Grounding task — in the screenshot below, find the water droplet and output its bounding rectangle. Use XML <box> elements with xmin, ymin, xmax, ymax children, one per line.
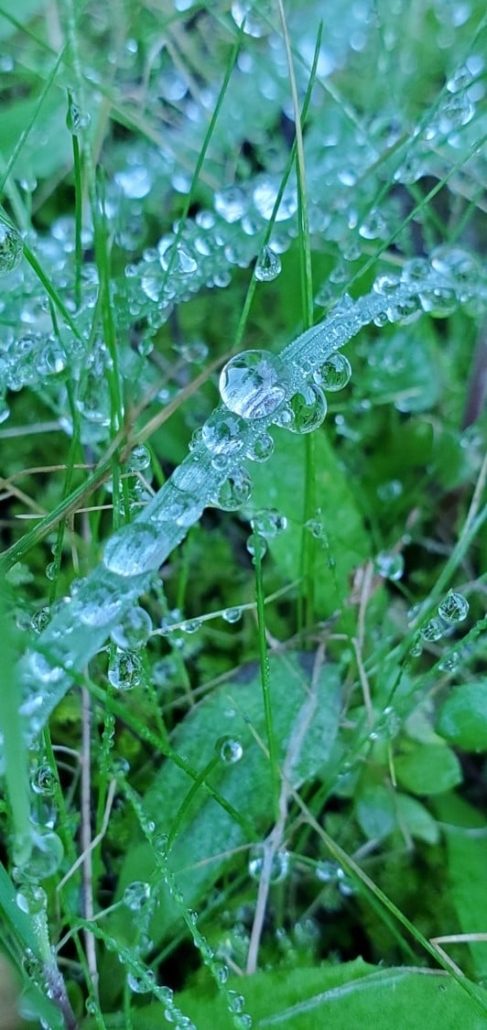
<box><xmin>227</xmin><ymin>990</ymin><xmax>245</xmax><ymax>1015</ymax></box>
<box><xmin>178</xmin><ymin>340</ymin><xmax>209</xmax><ymax>363</ymax></box>
<box><xmin>123</xmin><ymin>881</ymin><xmax>151</xmax><ymax>911</ymax></box>
<box><xmin>213</xmin><ymin>960</ymin><xmax>229</xmax><ymax>984</ymax></box>
<box><xmin>377</xmin><ymin>479</ymin><xmax>403</xmax><ymax>502</ymax></box>
<box><xmin>216</xmin><ymin>468</ymin><xmax>251</xmax><ymax>510</ymax></box>
<box><xmin>358</xmin><ymin>210</ymin><xmax>387</xmax><ymax>240</ymax></box>
<box><xmin>217</xmin><ymin>736</ymin><xmax>243</xmax><ymax>764</ymax></box>
<box><xmin>374</xmin><ymin>551</ymin><xmax>404</xmax><ymax>582</ymax></box>
<box><xmin>161</xmin><ymin>243</ymin><xmax>198</xmax><ymax>276</ymax></box>
<box><xmin>419</xmin><ymin>286</ymin><xmax>457</xmax><ymax>318</ymax></box>
<box><xmin>15</xmin><ymin>828</ymin><xmax>63</xmax><ymax>882</ymax></box>
<box><xmin>438</xmin><ymin>591</ymin><xmax>469</xmax><ymax>624</ymax></box>
<box><xmin>180</xmin><ymin>618</ymin><xmax>201</xmax><ymax>634</ymax></box>
<box><xmin>78</xmin><ymin>584</ymin><xmax>123</xmax><ymax>627</ymax></box>
<box><xmin>316</xmin><ymin>860</ymin><xmax>340</xmax><ymax>882</ymax></box>
<box><xmin>222</xmin><ymin>606</ymin><xmax>242</xmax><ymax>624</ymax></box>
<box><xmin>313</xmin><ymin>353</ymin><xmax>352</xmax><ymax>391</ymax></box>
<box><xmin>127</xmin><ymin>444</ymin><xmax>151</xmax><ymax>472</ymax></box>
<box><xmin>103</xmin><ymin>522</ymin><xmax>161</xmax><ymax>577</ymax></box>
<box><xmin>254</xmin><ymin>245</ymin><xmax>281</xmax><ymax>282</ymax></box>
<box><xmin>246</xmin><ymin>432</ymin><xmax>274</xmax><ymax>462</ymax></box>
<box><xmin>248</xmin><ymin>846</ymin><xmax>289</xmax><ymax>884</ymax></box>
<box><xmin>127</xmin><ymin>970</ymin><xmax>155</xmax><ymax>994</ymax></box>
<box><xmin>111</xmin><ymin>606</ymin><xmax>153</xmax><ymax>650</ymax></box>
<box><xmin>31</xmin><ymin>764</ymin><xmax>56</xmax><ymax>797</ymax></box>
<box><xmin>409</xmin><ymin>636</ymin><xmax>423</xmax><ymax>657</ymax></box>
<box><xmin>439</xmin><ymin>650</ymin><xmax>460</xmax><ymax>672</ymax></box>
<box><xmin>420</xmin><ymin>617</ymin><xmax>444</xmax><ymax>642</ymax></box>
<box><xmin>283</xmin><ymin>384</ymin><xmax>327</xmax><ymax>434</ymax></box>
<box><xmin>202</xmin><ymin>411</ymin><xmax>245</xmax><ymax>456</ymax></box>
<box><xmin>0</xmin><ymin>222</ymin><xmax>22</xmax><ymax>274</ymax></box>
<box><xmin>219</xmin><ymin>351</ymin><xmax>288</xmax><ymax>420</ymax></box>
<box><xmin>16</xmin><ymin>884</ymin><xmax>47</xmax><ymax>915</ymax></box>
<box><xmin>108</xmin><ymin>649</ymin><xmax>142</xmax><ymax>691</ymax></box>
<box><xmin>246</xmin><ymin>532</ymin><xmax>267</xmax><ymax>560</ymax></box>
<box><xmin>214</xmin><ymin>186</ymin><xmax>247</xmax><ymax>223</ymax></box>
<box><xmin>373</xmin><ymin>273</ymin><xmax>400</xmax><ymax>295</ymax></box>
<box><xmin>45</xmin><ymin>561</ymin><xmax>57</xmax><ymax>582</ymax></box>
<box><xmin>250</xmin><ymin>508</ymin><xmax>287</xmax><ymax>538</ymax></box>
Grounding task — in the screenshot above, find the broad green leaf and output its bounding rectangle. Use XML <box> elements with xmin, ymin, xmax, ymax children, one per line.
<box><xmin>129</xmin><ymin>960</ymin><xmax>487</xmax><ymax>1029</ymax></box>
<box><xmin>434</xmin><ymin>795</ymin><xmax>487</xmax><ymax>979</ymax></box>
<box><xmin>362</xmin><ymin>327</ymin><xmax>441</xmax><ymax>413</ymax></box>
<box><xmin>395</xmin><ymin>794</ymin><xmax>439</xmax><ymax>845</ymax></box>
<box><xmin>250</xmin><ymin>432</ymin><xmax>369</xmax><ymax>618</ymax></box>
<box><xmin>355</xmin><ymin>783</ymin><xmax>396</xmax><ymax>840</ymax></box>
<box><xmin>436</xmin><ymin>681</ymin><xmax>487</xmax><ymax>751</ymax></box>
<box><xmin>395</xmin><ymin>743</ymin><xmax>462</xmax><ymax>795</ymax></box>
<box><xmin>0</xmin><ymin>92</ymin><xmax>70</xmax><ymax>181</ymax></box>
<box><xmin>114</xmin><ymin>653</ymin><xmax>342</xmax><ymax>945</ymax></box>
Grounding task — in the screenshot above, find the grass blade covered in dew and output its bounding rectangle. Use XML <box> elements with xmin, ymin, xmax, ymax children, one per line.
<box><xmin>1</xmin><ymin>0</ymin><xmax>487</xmax><ymax>1026</ymax></box>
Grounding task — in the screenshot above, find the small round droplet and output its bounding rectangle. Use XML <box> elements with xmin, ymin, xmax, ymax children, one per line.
<box><xmin>127</xmin><ymin>970</ymin><xmax>155</xmax><ymax>994</ymax></box>
<box><xmin>216</xmin><ymin>468</ymin><xmax>251</xmax><ymax>511</ymax></box>
<box><xmin>254</xmin><ymin>245</ymin><xmax>281</xmax><ymax>282</ymax></box>
<box><xmin>108</xmin><ymin>649</ymin><xmax>142</xmax><ymax>691</ymax></box>
<box><xmin>421</xmin><ymin>617</ymin><xmax>444</xmax><ymax>642</ymax></box>
<box><xmin>127</xmin><ymin>444</ymin><xmax>151</xmax><ymax>472</ymax></box>
<box><xmin>0</xmin><ymin>222</ymin><xmax>22</xmax><ymax>275</ymax></box>
<box><xmin>246</xmin><ymin>432</ymin><xmax>274</xmax><ymax>463</ymax></box>
<box><xmin>111</xmin><ymin>606</ymin><xmax>153</xmax><ymax>650</ymax></box>
<box><xmin>219</xmin><ymin>351</ymin><xmax>288</xmax><ymax>420</ymax></box>
<box><xmin>103</xmin><ymin>522</ymin><xmax>161</xmax><ymax>577</ymax></box>
<box><xmin>222</xmin><ymin>606</ymin><xmax>242</xmax><ymax>624</ymax></box>
<box><xmin>438</xmin><ymin>591</ymin><xmax>469</xmax><ymax>625</ymax></box>
<box><xmin>31</xmin><ymin>764</ymin><xmax>56</xmax><ymax>797</ymax></box>
<box><xmin>217</xmin><ymin>736</ymin><xmax>243</xmax><ymax>764</ymax></box>
<box><xmin>248</xmin><ymin>846</ymin><xmax>289</xmax><ymax>884</ymax></box>
<box><xmin>123</xmin><ymin>881</ymin><xmax>151</xmax><ymax>911</ymax></box>
<box><xmin>314</xmin><ymin>353</ymin><xmax>352</xmax><ymax>392</ymax></box>
<box><xmin>374</xmin><ymin>551</ymin><xmax>404</xmax><ymax>582</ymax></box>
<box><xmin>250</xmin><ymin>508</ymin><xmax>287</xmax><ymax>539</ymax></box>
<box><xmin>246</xmin><ymin>532</ymin><xmax>267</xmax><ymax>560</ymax></box>
<box><xmin>283</xmin><ymin>384</ymin><xmax>327</xmax><ymax>434</ymax></box>
<box><xmin>16</xmin><ymin>884</ymin><xmax>47</xmax><ymax>915</ymax></box>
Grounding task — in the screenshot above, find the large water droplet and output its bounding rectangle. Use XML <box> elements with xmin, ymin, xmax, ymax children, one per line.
<box><xmin>313</xmin><ymin>353</ymin><xmax>352</xmax><ymax>391</ymax></box>
<box><xmin>282</xmin><ymin>384</ymin><xmax>327</xmax><ymax>434</ymax></box>
<box><xmin>108</xmin><ymin>649</ymin><xmax>142</xmax><ymax>691</ymax></box>
<box><xmin>16</xmin><ymin>884</ymin><xmax>47</xmax><ymax>915</ymax></box>
<box><xmin>15</xmin><ymin>828</ymin><xmax>64</xmax><ymax>882</ymax></box>
<box><xmin>103</xmin><ymin>522</ymin><xmax>161</xmax><ymax>577</ymax></box>
<box><xmin>31</xmin><ymin>764</ymin><xmax>56</xmax><ymax>797</ymax></box>
<box><xmin>438</xmin><ymin>591</ymin><xmax>469</xmax><ymax>624</ymax></box>
<box><xmin>219</xmin><ymin>351</ymin><xmax>288</xmax><ymax>420</ymax></box>
<box><xmin>202</xmin><ymin>411</ymin><xmax>245</xmax><ymax>455</ymax></box>
<box><xmin>0</xmin><ymin>222</ymin><xmax>22</xmax><ymax>274</ymax></box>
<box><xmin>111</xmin><ymin>606</ymin><xmax>153</xmax><ymax>650</ymax></box>
<box><xmin>250</xmin><ymin>508</ymin><xmax>287</xmax><ymax>538</ymax></box>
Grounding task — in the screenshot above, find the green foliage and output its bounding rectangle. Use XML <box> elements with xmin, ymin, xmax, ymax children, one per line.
<box><xmin>437</xmin><ymin>681</ymin><xmax>487</xmax><ymax>750</ymax></box>
<box><xmin>0</xmin><ymin>0</ymin><xmax>486</xmax><ymax>1025</ymax></box>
